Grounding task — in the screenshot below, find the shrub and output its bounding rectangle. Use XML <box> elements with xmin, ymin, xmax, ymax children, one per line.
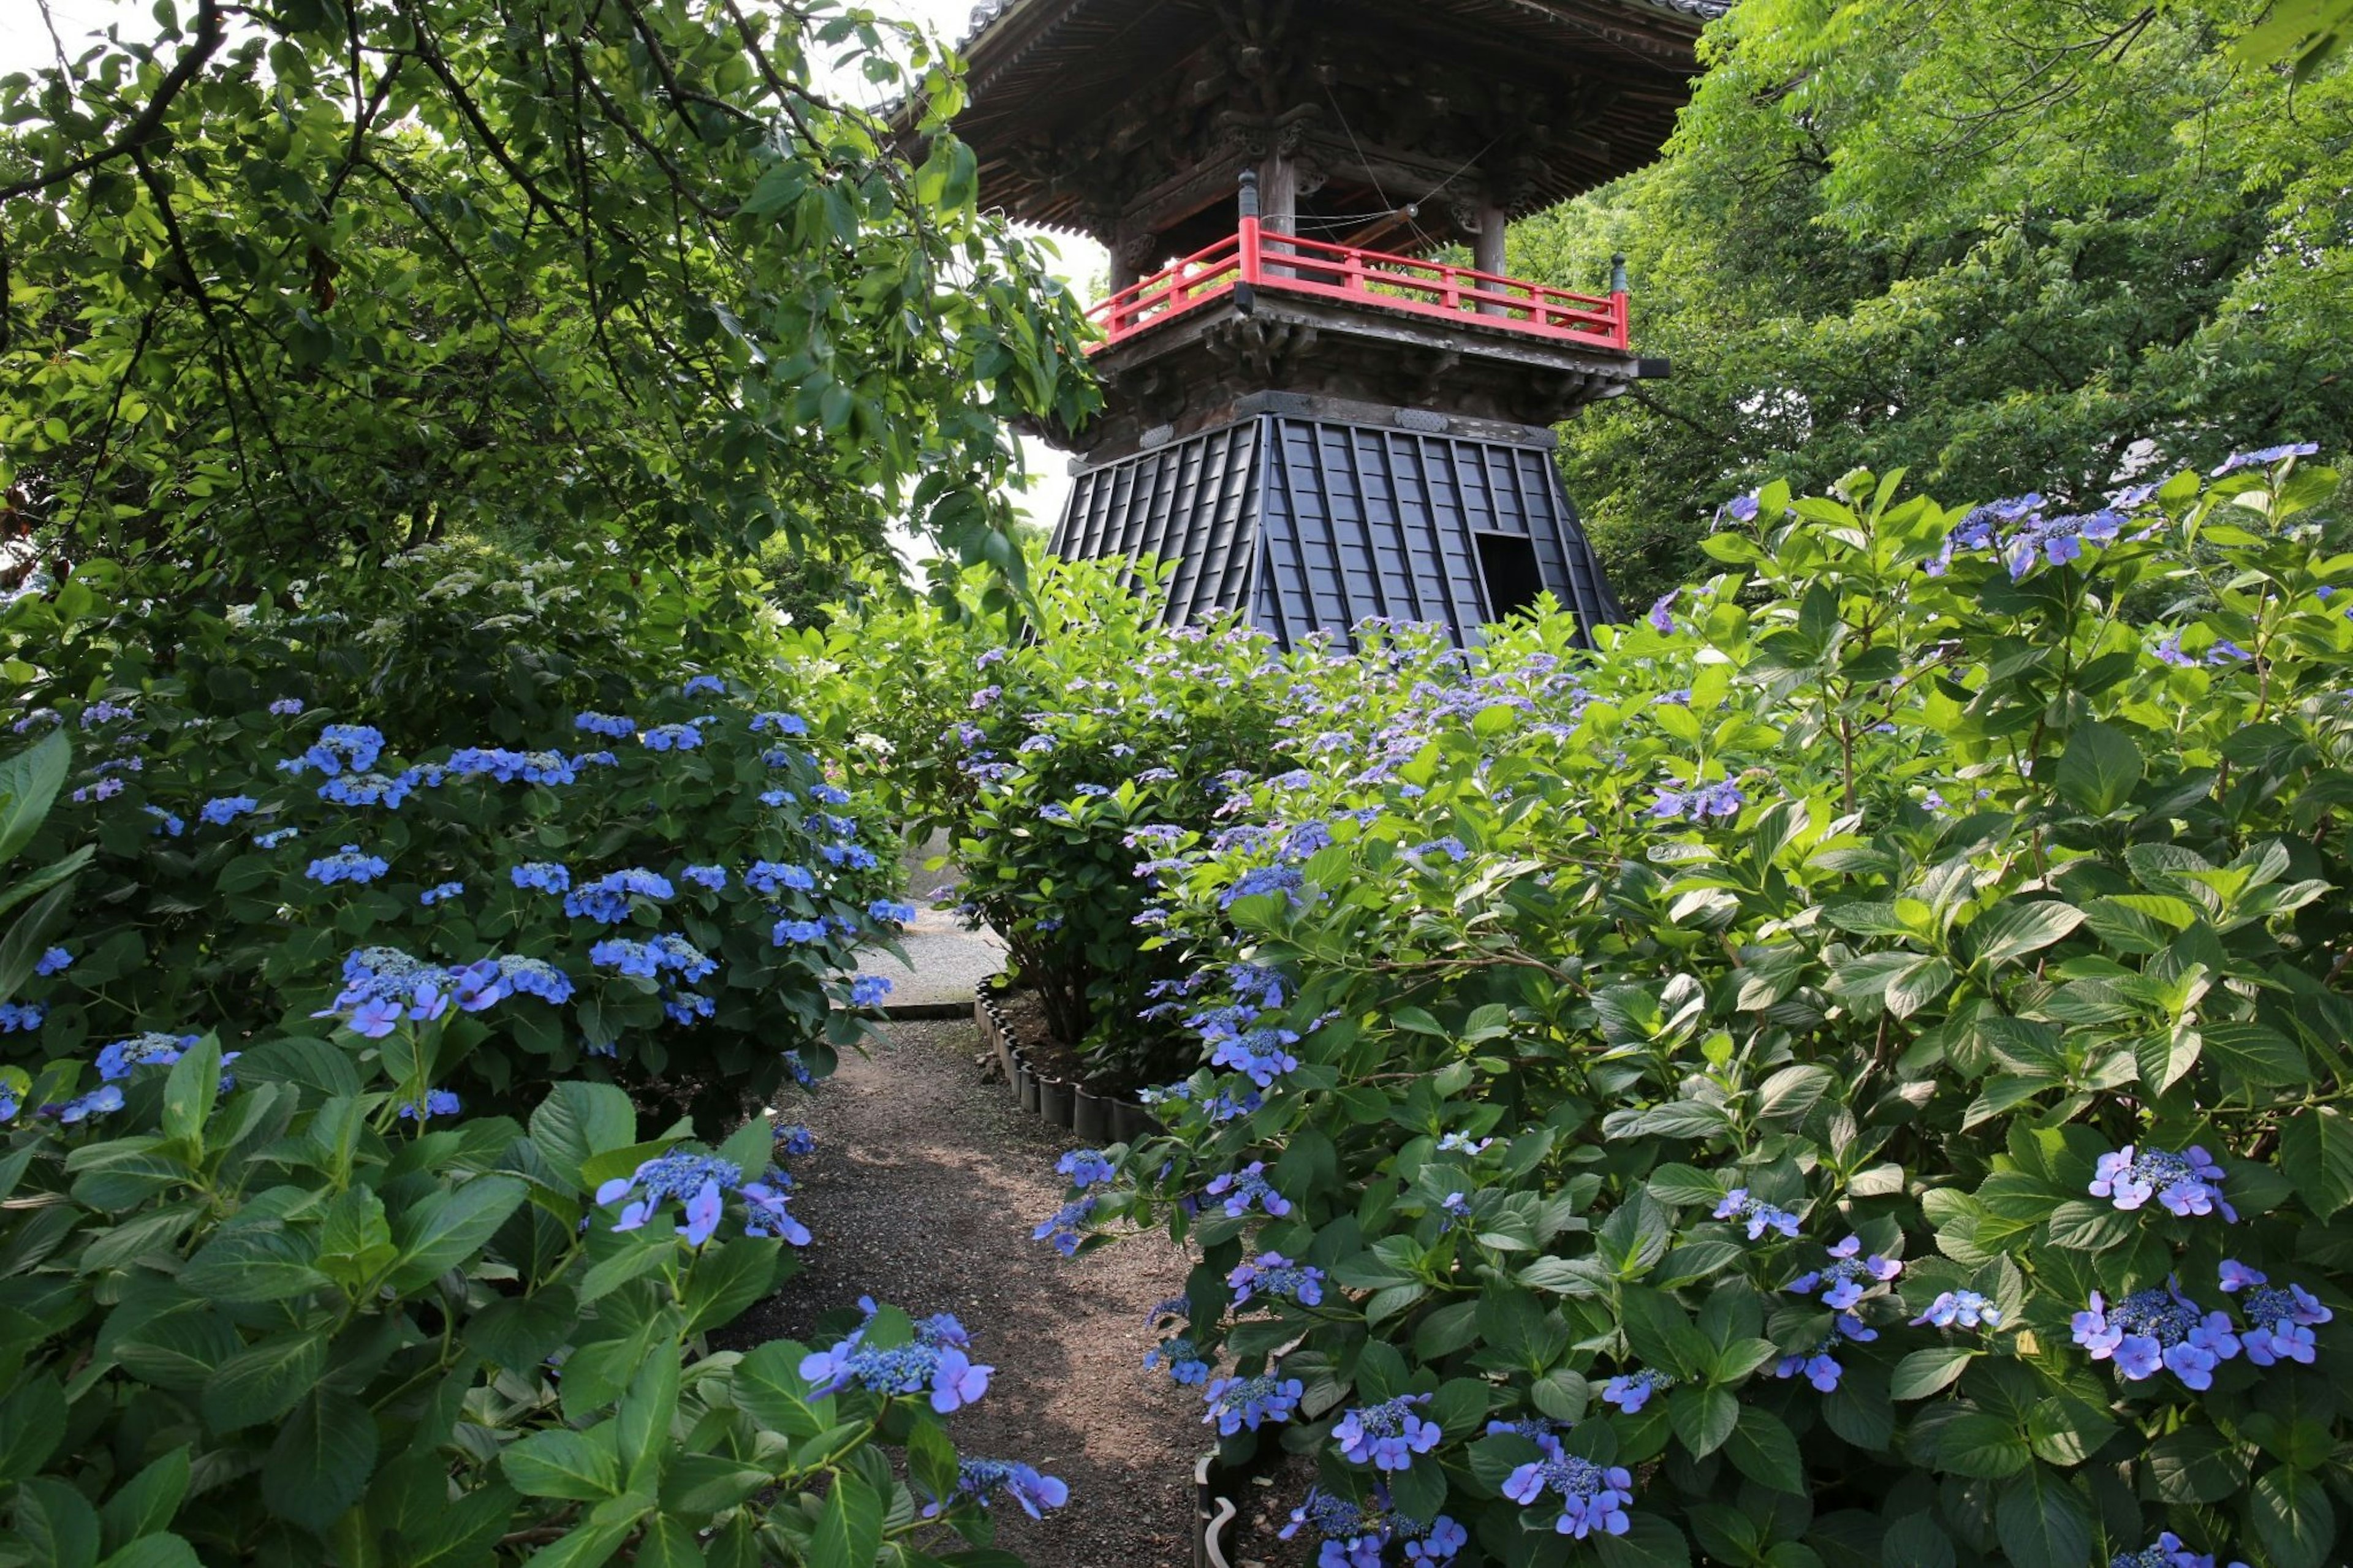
<box><xmin>922</xmin><ymin>560</ymin><xmax>1290</xmax><ymax>1085</ymax></box>
<box><xmin>1053</xmin><ymin>450</ymin><xmax>2353</xmax><ymax>1568</ymax></box>
<box><xmin>4</xmin><ymin>557</ymin><xmax>903</xmax><ymax>1126</ymax></box>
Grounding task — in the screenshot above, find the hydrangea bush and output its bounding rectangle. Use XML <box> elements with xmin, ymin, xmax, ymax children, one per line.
<box><xmin>3</xmin><ymin>556</ymin><xmax>901</xmax><ymax>1123</ymax></box>
<box><xmin>0</xmin><ymin>730</ymin><xmax>1063</xmax><ymax>1565</ymax></box>
<box><xmin>1048</xmin><ymin>452</ymin><xmax>2353</xmax><ymax>1567</ymax></box>
<box><xmin>917</xmin><ymin>559</ymin><xmax>1290</xmax><ymax>1083</ymax></box>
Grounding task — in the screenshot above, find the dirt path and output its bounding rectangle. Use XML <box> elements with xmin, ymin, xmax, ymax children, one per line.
<box><xmin>724</xmin><ymin>1018</ymin><xmax>1203</xmax><ymax>1567</ymax></box>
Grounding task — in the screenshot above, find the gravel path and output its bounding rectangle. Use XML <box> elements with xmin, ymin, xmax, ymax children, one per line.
<box><xmin>723</xmin><ymin>1017</ymin><xmax>1203</xmax><ymax>1566</ymax></box>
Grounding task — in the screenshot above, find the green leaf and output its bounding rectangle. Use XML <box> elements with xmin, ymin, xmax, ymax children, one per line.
<box><xmin>1992</xmin><ymin>1464</ymin><xmax>2091</xmax><ymax>1568</ymax></box>
<box><xmin>0</xmin><ymin>877</ymin><xmax>80</xmax><ymax>1002</ymax></box>
<box><xmin>530</xmin><ymin>1083</ymin><xmax>638</xmax><ymax>1190</ymax></box>
<box><xmin>618</xmin><ymin>1354</ymin><xmax>681</xmax><ymax>1488</ymax></box>
<box><xmin>201</xmin><ymin>1330</ymin><xmax>328</xmax><ymax>1432</ymax></box>
<box><xmin>0</xmin><ymin>1373</ymin><xmax>65</xmax><ymax>1482</ymax></box>
<box><xmin>2143</xmin><ymin>1425</ymin><xmax>2247</xmax><ymax>1504</ymax></box>
<box><xmin>1968</xmin><ymin>901</ymin><xmax>2086</xmax><ymax>968</ymax></box>
<box><xmin>681</xmin><ymin>1239</ymin><xmax>782</xmax><ymax>1335</ymax></box>
<box><xmin>181</xmin><ymin>1227</ymin><xmax>328</xmax><ymax>1304</ymax></box>
<box><xmin>502</xmin><ymin>1427</ymin><xmax>622</xmax><ymax>1501</ymax></box>
<box><xmin>262</xmin><ymin>1390</ymin><xmax>379</xmax><ymax>1534</ymax></box>
<box><xmin>1890</xmin><ymin>1346</ymin><xmax>1976</xmax><ymax>1400</ymax></box>
<box><xmin>13</xmin><ymin>1475</ymin><xmax>100</xmax><ymax>1568</ymax></box>
<box><xmin>1667</xmin><ymin>1385</ymin><xmax>1738</xmax><ymax>1458</ymax></box>
<box><xmin>2053</xmin><ymin>721</ymin><xmax>2143</xmax><ymax>815</ymax></box>
<box><xmin>2252</xmin><ymin>1466</ymin><xmax>2335</xmax><ymax>1568</ymax></box>
<box><xmin>657</xmin><ymin>1454</ymin><xmax>773</xmax><ymax>1517</ymax></box>
<box><xmin>387</xmin><ymin>1175</ymin><xmax>526</xmax><ymax>1290</ymax></box>
<box><xmin>2280</xmin><ymin>1107</ymin><xmax>2353</xmax><ymax>1217</ymax></box>
<box><xmin>634</xmin><ymin>1518</ymin><xmax>709</xmax><ymax>1568</ymax></box>
<box><xmin>733</xmin><ymin>1343</ymin><xmax>825</xmax><ymax>1439</ymax></box>
<box><xmin>99</xmin><ymin>1447</ymin><xmax>189</xmax><ymax>1555</ymax></box>
<box><xmin>1721</xmin><ymin>1405</ymin><xmax>1804</xmax><ymax>1494</ymax></box>
<box><xmin>2202</xmin><ymin>1021</ymin><xmax>2308</xmax><ymax>1090</ymax></box>
<box><xmin>159</xmin><ymin>1037</ymin><xmax>220</xmax><ymax>1148</ymax></box>
<box><xmin>810</xmin><ymin>1469</ymin><xmax>883</xmax><ymax>1568</ymax></box>
<box><xmin>0</xmin><ymin>731</ymin><xmax>72</xmax><ymax>868</ymax></box>
<box><xmin>94</xmin><ymin>1537</ymin><xmax>200</xmax><ymax>1568</ymax></box>
<box><xmin>1593</xmin><ymin>1511</ymin><xmax>1692</xmax><ymax>1568</ymax></box>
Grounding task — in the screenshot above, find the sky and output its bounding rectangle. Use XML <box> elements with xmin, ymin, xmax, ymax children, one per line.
<box><xmin>1</xmin><ymin>0</ymin><xmax>1107</xmax><ymax>551</ymax></box>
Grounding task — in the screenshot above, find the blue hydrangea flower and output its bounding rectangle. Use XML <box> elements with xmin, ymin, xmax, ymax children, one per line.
<box><xmin>498</xmin><ymin>956</ymin><xmax>575</xmax><ymax>1005</ymax></box>
<box><xmin>199</xmin><ymin>795</ymin><xmax>259</xmax><ymax>826</ymax></box>
<box><xmin>920</xmin><ymin>1458</ymin><xmax>1069</xmax><ymax>1521</ymax></box>
<box><xmin>1208</xmin><ymin>1025</ymin><xmax>1302</xmax><ymax>1087</ymax></box>
<box><xmin>95</xmin><ymin>1032</ymin><xmax>202</xmax><ymax>1081</ymax></box>
<box><xmin>574</xmin><ymin>712</ymin><xmax>636</xmax><ymax>738</ymax></box>
<box><xmin>2212</xmin><ymin>442</ymin><xmax>2318</xmax><ymax>476</ymax></box>
<box><xmin>398</xmin><ymin>1089</ymin><xmax>463</xmax><ymax>1122</ymax></box>
<box><xmin>1713</xmin><ymin>1187</ymin><xmax>1801</xmax><ymax>1240</ymax></box>
<box><xmin>2112</xmin><ymin>1531</ymin><xmax>2243</xmax><ymax>1568</ymax></box>
<box><xmin>1649</xmin><ymin>781</ymin><xmax>1746</xmax><ymax>822</ymax></box>
<box><xmin>1202</xmin><ymin>1374</ymin><xmax>1303</xmax><ymax>1436</ymax></box>
<box><xmin>1599</xmin><ymin>1368</ymin><xmax>1674</xmax><ymax>1414</ymax></box>
<box><xmin>0</xmin><ymin>1002</ymin><xmax>46</xmax><ymax>1033</ymax></box>
<box><xmin>2072</xmin><ymin>1285</ymin><xmax>2241</xmax><ymax>1388</ymax></box>
<box><xmin>512</xmin><ymin>862</ymin><xmax>572</xmax><ymax>895</ymax></box>
<box><xmin>1278</xmin><ymin>1488</ymin><xmax>1389</xmax><ymax>1567</ymax></box>
<box><xmin>420</xmin><ymin>882</ymin><xmax>465</xmax><ymax>906</ymax></box>
<box><xmin>32</xmin><ymin>946</ymin><xmax>71</xmax><ymax>977</ymax></box>
<box><xmin>306</xmin><ymin>844</ymin><xmax>390</xmax><ymax>886</ymax></box>
<box><xmin>868</xmin><ymin>900</ymin><xmax>917</xmax><ymax>926</ymax></box>
<box><xmin>759</xmin><ymin>790</ymin><xmax>794</xmax><ymax>808</ymax></box>
<box><xmin>2221</xmin><ymin>1262</ymin><xmax>2333</xmax><ymax>1366</ymax></box>
<box><xmin>1220</xmin><ymin>865</ymin><xmax>1306</xmax><ymax>909</ymax></box>
<box><xmin>746</xmin><ymin>861</ymin><xmax>815</xmax><ymax>896</ymax></box>
<box><xmin>774</xmin><ymin>1123</ymin><xmax>816</xmax><ymax>1157</ymax></box>
<box><xmin>1146</xmin><ymin>1336</ymin><xmax>1211</xmax><ymax>1385</ymax></box>
<box><xmin>800</xmin><ymin>1309</ymin><xmax>993</xmax><ymax>1414</ymax></box>
<box><xmin>1911</xmin><ymin>1290</ymin><xmax>2001</xmax><ymax>1330</ymax></box>
<box><xmin>782</xmin><ymin>1050</ymin><xmax>814</xmax><ymax>1088</ymax></box>
<box><xmin>820</xmin><ymin>843</ymin><xmax>878</xmax><ymax>871</ymax></box>
<box><xmin>1033</xmin><ymin>1195</ymin><xmax>1097</xmax><ymax>1256</ymax></box>
<box><xmin>1501</xmin><ymin>1452</ymin><xmax>1635</xmax><ymax>1539</ymax></box>
<box><xmin>47</xmin><ymin>1084</ymin><xmax>124</xmax><ymax>1124</ymax></box>
<box><xmin>1333</xmin><ymin>1394</ymin><xmax>1441</xmax><ymax>1471</ymax></box>
<box><xmin>1227</xmin><ymin>1251</ymin><xmax>1325</xmax><ymax>1307</ymax></box>
<box><xmin>254</xmin><ymin>827</ymin><xmax>301</xmax><ymax>849</ymax></box>
<box><xmin>681</xmin><ymin>864</ymin><xmax>727</xmax><ymax>890</ymax></box>
<box><xmin>2090</xmin><ymin>1144</ymin><xmax>2234</xmax><ymax>1219</ymax></box>
<box><xmin>1770</xmin><ymin>1312</ymin><xmax>1876</xmax><ymax>1392</ymax></box>
<box><xmin>681</xmin><ymin>675</ymin><xmax>726</xmax><ymax>696</ymax></box>
<box><xmin>280</xmin><ymin>724</ymin><xmax>385</xmax><ymax>778</ymax></box>
<box><xmin>1202</xmin><ymin>1161</ymin><xmax>1290</xmax><ymax>1218</ymax></box>
<box><xmin>1057</xmin><ymin>1149</ymin><xmax>1118</xmax><ymax>1188</ymax></box>
<box><xmin>1437</xmin><ymin>1132</ymin><xmax>1494</xmax><ymax>1155</ymax></box>
<box><xmin>594</xmin><ymin>1149</ymin><xmax>741</xmax><ymax>1239</ymax></box>
<box><xmin>640</xmin><ymin>724</ymin><xmax>702</xmax><ymax>752</ymax></box>
<box><xmin>267</xmin><ymin>697</ymin><xmax>305</xmax><ymax>716</ymax></box>
<box><xmin>848</xmin><ymin>975</ymin><xmax>893</xmax><ymax>1008</ymax></box>
<box><xmin>144</xmin><ymin>806</ymin><xmax>184</xmax><ymax>836</ymax></box>
<box><xmin>773</xmin><ymin>918</ymin><xmax>828</xmax><ymax>946</ymax></box>
<box><xmin>77</xmin><ymin>700</ymin><xmax>137</xmax><ymax>728</ymax></box>
<box><xmin>811</xmin><ymin>783</ymin><xmax>852</xmax><ymax>805</ymax></box>
<box><xmin>318</xmin><ymin>768</ymin><xmax>425</xmax><ymax>808</ymax></box>
<box><xmin>750</xmin><ymin>711</ymin><xmax>809</xmax><ymax>735</ymax></box>
<box><xmin>1786</xmin><ymin>1235</ymin><xmax>1903</xmax><ymax>1309</ymax></box>
<box><xmin>564</xmin><ymin>868</ymin><xmax>677</xmax><ymax>923</ymax></box>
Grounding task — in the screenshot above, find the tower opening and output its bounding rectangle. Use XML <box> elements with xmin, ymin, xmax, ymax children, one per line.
<box><xmin>1475</xmin><ymin>532</ymin><xmax>1545</xmax><ymax>622</ymax></box>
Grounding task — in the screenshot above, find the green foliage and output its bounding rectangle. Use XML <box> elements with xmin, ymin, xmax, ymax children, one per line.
<box><xmin>1</xmin><ymin>550</ymin><xmax>897</xmax><ymax>1127</ymax></box>
<box><xmin>1515</xmin><ymin>0</ymin><xmax>2353</xmax><ymax>604</ymax></box>
<box><xmin>1053</xmin><ymin>452</ymin><xmax>2353</xmax><ymax>1566</ymax></box>
<box><xmin>0</xmin><ymin>0</ymin><xmax>1096</xmax><ymax>574</ymax></box>
<box><xmin>0</xmin><ymin>996</ymin><xmax>1034</xmax><ymax>1564</ymax></box>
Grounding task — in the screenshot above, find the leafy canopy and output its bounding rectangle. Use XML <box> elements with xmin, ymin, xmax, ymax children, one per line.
<box><xmin>1516</xmin><ymin>0</ymin><xmax>2353</xmax><ymax>602</ymax></box>
<box><xmin>0</xmin><ymin>0</ymin><xmax>1096</xmax><ymax>574</ymax></box>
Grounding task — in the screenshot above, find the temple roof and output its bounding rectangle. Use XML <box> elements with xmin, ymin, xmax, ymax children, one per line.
<box><xmin>941</xmin><ymin>0</ymin><xmax>1724</xmax><ymax>241</ymax></box>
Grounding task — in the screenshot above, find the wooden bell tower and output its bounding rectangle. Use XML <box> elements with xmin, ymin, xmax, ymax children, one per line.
<box><xmin>949</xmin><ymin>0</ymin><xmax>1720</xmax><ymax>648</ymax></box>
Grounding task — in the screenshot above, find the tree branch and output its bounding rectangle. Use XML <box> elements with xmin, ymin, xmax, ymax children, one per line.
<box><xmin>0</xmin><ymin>0</ymin><xmax>224</xmax><ymax>201</ymax></box>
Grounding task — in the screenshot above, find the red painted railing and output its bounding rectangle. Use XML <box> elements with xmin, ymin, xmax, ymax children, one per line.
<box><xmin>1086</xmin><ymin>219</ymin><xmax>1631</xmax><ymax>354</ymax></box>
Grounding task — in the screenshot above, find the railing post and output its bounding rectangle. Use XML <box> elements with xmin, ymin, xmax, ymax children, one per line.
<box><xmin>1610</xmin><ymin>252</ymin><xmax>1631</xmax><ymax>352</ymax></box>
<box><xmin>1237</xmin><ymin>170</ymin><xmax>1261</xmax><ymax>316</ymax></box>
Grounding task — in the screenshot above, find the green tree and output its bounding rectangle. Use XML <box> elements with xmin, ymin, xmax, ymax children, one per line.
<box><xmin>1517</xmin><ymin>0</ymin><xmax>2353</xmax><ymax>604</ymax></box>
<box><xmin>0</xmin><ymin>0</ymin><xmax>1096</xmax><ymax>578</ymax></box>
